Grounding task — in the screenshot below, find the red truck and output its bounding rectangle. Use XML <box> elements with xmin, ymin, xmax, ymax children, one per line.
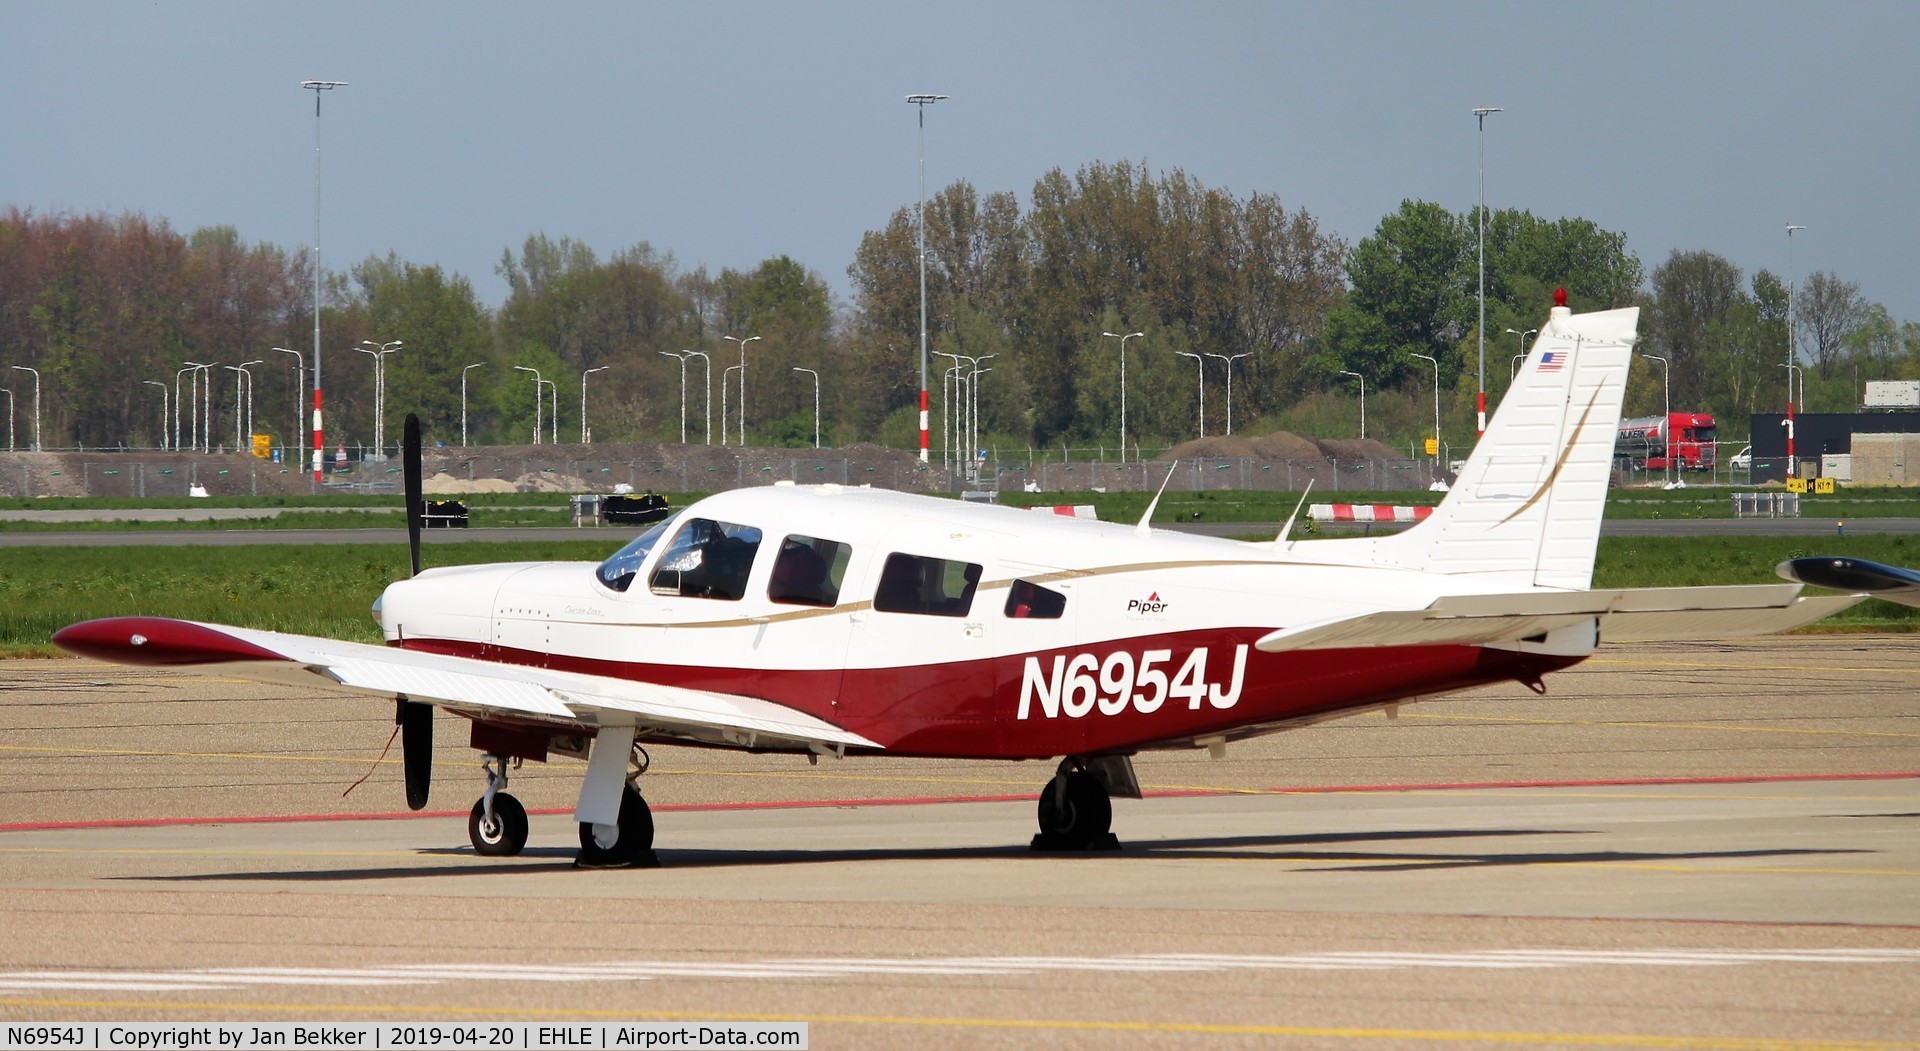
<box><xmin>1615</xmin><ymin>412</ymin><xmax>1718</xmax><ymax>471</ymax></box>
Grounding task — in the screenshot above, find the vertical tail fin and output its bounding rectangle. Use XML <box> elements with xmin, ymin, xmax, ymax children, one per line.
<box><xmin>1339</xmin><ymin>301</ymin><xmax>1639</xmax><ymax>590</ymax></box>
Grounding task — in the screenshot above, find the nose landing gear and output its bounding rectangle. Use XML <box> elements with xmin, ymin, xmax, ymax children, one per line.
<box><xmin>467</xmin><ymin>753</ymin><xmax>528</xmax><ymax>857</ymax></box>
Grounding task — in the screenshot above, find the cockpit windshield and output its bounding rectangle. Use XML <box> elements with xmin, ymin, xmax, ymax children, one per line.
<box><xmin>594</xmin><ymin>510</ymin><xmax>685</xmax><ymax>592</ymax></box>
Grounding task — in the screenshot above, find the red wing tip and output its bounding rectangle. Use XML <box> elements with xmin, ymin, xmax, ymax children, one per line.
<box><xmin>53</xmin><ymin>617</ymin><xmax>287</xmax><ymax>667</ymax></box>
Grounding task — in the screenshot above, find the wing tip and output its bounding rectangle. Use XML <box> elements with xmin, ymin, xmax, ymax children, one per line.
<box><xmin>53</xmin><ymin>617</ymin><xmax>288</xmax><ymax>667</ymax></box>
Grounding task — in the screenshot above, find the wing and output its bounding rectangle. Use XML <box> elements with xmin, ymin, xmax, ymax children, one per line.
<box><xmin>1254</xmin><ymin>584</ymin><xmax>1862</xmax><ymax>653</ymax></box>
<box><xmin>52</xmin><ymin>616</ymin><xmax>879</xmax><ymax>754</ymax></box>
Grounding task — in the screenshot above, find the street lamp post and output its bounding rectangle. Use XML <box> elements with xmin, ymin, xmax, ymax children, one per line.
<box><xmin>176</xmin><ymin>364</ymin><xmax>200</xmax><ymax>453</ymax></box>
<box><xmin>1175</xmin><ymin>351</ymin><xmax>1205</xmax><ymax>439</ymax></box>
<box><xmin>1472</xmin><ymin>104</ymin><xmax>1502</xmax><ymax>440</ymax></box>
<box><xmin>933</xmin><ymin>351</ymin><xmax>963</xmax><ymax>469</ymax></box>
<box><xmin>460</xmin><ymin>362</ymin><xmax>485</xmax><ymax>447</ymax></box>
<box><xmin>1411</xmin><ymin>352</ymin><xmax>1440</xmax><ymax>464</ymax></box>
<box><xmin>183</xmin><ymin>363</ymin><xmax>211</xmax><ymax>453</ymax></box>
<box><xmin>581</xmin><ymin>366</ymin><xmax>609</xmax><ymax>443</ymax></box>
<box><xmin>9</xmin><ymin>366</ymin><xmax>39</xmax><ymax>452</ymax></box>
<box><xmin>1205</xmin><ymin>352</ymin><xmax>1251</xmax><ymax>435</ymax></box>
<box><xmin>142</xmin><ymin>380</ymin><xmax>169</xmax><ymax>450</ymax></box>
<box><xmin>1642</xmin><ymin>353</ymin><xmax>1671</xmax><ymax>486</ymax></box>
<box><xmin>1101</xmin><ymin>331</ymin><xmax>1144</xmax><ymax>462</ymax></box>
<box><xmin>1504</xmin><ymin>327</ymin><xmax>1537</xmax><ymax>385</ymax></box>
<box><xmin>357</xmin><ymin>340</ymin><xmax>401</xmax><ymax>458</ymax></box>
<box><xmin>721</xmin><ymin>334</ymin><xmax>761</xmax><ymax>447</ymax></box>
<box><xmin>541</xmin><ymin>379</ymin><xmax>558</xmax><ymax>445</ymax></box>
<box><xmin>660</xmin><ymin>352</ymin><xmax>691</xmax><ymax>444</ymax></box>
<box><xmin>682</xmin><ymin>350</ymin><xmax>712</xmax><ymax>445</ymax></box>
<box><xmin>301</xmin><ymin>79</ymin><xmax>347</xmax><ymax>483</ymax></box>
<box><xmin>792</xmin><ymin>367</ymin><xmax>820</xmax><ymax>449</ymax></box>
<box><xmin>225</xmin><ymin>360</ymin><xmax>262</xmax><ymax>452</ymax></box>
<box><xmin>511</xmin><ymin>365</ymin><xmax>543</xmax><ymax>444</ymax></box>
<box><xmin>968</xmin><ymin>354</ymin><xmax>995</xmax><ymax>472</ymax></box>
<box><xmin>272</xmin><ymin>347</ymin><xmax>304</xmax><ymax>469</ymax></box>
<box><xmin>1338</xmin><ymin>370</ymin><xmax>1366</xmax><ymax>440</ymax></box>
<box><xmin>908</xmin><ymin>92</ymin><xmax>948</xmax><ymax>464</ymax></box>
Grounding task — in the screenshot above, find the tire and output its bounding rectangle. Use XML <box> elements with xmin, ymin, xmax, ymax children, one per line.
<box><xmin>576</xmin><ymin>786</ymin><xmax>654</xmax><ymax>868</ymax></box>
<box><xmin>1035</xmin><ymin>771</ymin><xmax>1112</xmax><ymax>844</ymax></box>
<box><xmin>468</xmin><ymin>792</ymin><xmax>528</xmax><ymax>857</ymax></box>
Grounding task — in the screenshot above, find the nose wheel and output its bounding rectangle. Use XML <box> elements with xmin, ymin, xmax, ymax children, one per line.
<box><xmin>1031</xmin><ymin>762</ymin><xmax>1119</xmax><ymax>851</ymax></box>
<box><xmin>467</xmin><ymin>753</ymin><xmax>529</xmax><ymax>857</ymax></box>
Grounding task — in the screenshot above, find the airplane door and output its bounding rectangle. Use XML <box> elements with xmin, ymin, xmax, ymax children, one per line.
<box><xmin>842</xmin><ymin>536</ymin><xmax>1000</xmax><ymax>740</ymax></box>
<box><xmin>759</xmin><ymin>532</ymin><xmax>856</xmax><ymax>717</ymax></box>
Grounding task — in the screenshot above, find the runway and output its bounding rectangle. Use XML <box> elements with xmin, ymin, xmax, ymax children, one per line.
<box><xmin>2</xmin><ymin>636</ymin><xmax>1917</xmax><ymax>1047</ymax></box>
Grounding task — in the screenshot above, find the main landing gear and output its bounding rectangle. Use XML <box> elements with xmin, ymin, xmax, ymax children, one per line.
<box><xmin>574</xmin><ymin>737</ymin><xmax>657</xmax><ymax>870</ymax></box>
<box><xmin>1031</xmin><ymin>758</ymin><xmax>1123</xmax><ymax>852</ymax></box>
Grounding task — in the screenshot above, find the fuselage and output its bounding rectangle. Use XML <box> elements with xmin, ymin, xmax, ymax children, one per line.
<box><xmin>377</xmin><ymin>485</ymin><xmax>1586</xmax><ymax>759</ymax></box>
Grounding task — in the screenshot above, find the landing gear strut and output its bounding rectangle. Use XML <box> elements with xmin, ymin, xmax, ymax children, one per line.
<box><xmin>575</xmin><ymin>741</ymin><xmax>657</xmax><ymax>869</ymax></box>
<box><xmin>468</xmin><ymin>753</ymin><xmax>529</xmax><ymax>856</ymax></box>
<box><xmin>1031</xmin><ymin>759</ymin><xmax>1119</xmax><ymax>851</ymax></box>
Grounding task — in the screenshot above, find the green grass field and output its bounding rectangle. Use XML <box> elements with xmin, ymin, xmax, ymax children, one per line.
<box><xmin>4</xmin><ymin>533</ymin><xmax>1914</xmax><ymax>657</ymax></box>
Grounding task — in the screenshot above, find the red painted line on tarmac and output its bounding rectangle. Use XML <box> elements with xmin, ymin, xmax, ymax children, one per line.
<box><xmin>1</xmin><ymin>771</ymin><xmax>1915</xmax><ymax>833</ymax></box>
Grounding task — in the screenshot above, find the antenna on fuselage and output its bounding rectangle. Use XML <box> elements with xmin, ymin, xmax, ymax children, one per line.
<box><xmin>1275</xmin><ymin>479</ymin><xmax>1315</xmax><ymax>546</ymax></box>
<box><xmin>1135</xmin><ymin>461</ymin><xmax>1177</xmax><ymax>537</ymax></box>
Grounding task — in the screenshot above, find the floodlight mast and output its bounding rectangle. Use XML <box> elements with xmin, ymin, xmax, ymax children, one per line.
<box><xmin>302</xmin><ymin>78</ymin><xmax>347</xmax><ymax>484</ymax></box>
<box><xmin>908</xmin><ymin>92</ymin><xmax>947</xmax><ymax>464</ymax></box>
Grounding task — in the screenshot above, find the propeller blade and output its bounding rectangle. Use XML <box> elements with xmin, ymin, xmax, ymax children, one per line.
<box><xmin>404</xmin><ymin>413</ymin><xmax>423</xmax><ymax>578</ymax></box>
<box><xmin>398</xmin><ymin>699</ymin><xmax>432</xmax><ymax>810</ymax></box>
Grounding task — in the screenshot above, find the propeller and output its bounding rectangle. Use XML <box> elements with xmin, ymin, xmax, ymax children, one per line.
<box><xmin>404</xmin><ymin>413</ymin><xmax>423</xmax><ymax>577</ymax></box>
<box><xmin>398</xmin><ymin>412</ymin><xmax>432</xmax><ymax>810</ymax></box>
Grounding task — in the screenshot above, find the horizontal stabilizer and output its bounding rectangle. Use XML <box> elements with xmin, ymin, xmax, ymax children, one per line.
<box><xmin>1255</xmin><ymin>584</ymin><xmax>1860</xmax><ymax>653</ymax></box>
<box><xmin>1777</xmin><ymin>556</ymin><xmax>1920</xmax><ymax>608</ymax></box>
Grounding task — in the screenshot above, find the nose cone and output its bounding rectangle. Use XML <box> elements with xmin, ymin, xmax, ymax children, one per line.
<box><xmin>377</xmin><ymin>562</ymin><xmax>537</xmax><ymax>645</ymax></box>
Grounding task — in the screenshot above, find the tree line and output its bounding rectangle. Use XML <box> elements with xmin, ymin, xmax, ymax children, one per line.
<box><xmin>2</xmin><ymin>171</ymin><xmax>1913</xmax><ymax>457</ymax></box>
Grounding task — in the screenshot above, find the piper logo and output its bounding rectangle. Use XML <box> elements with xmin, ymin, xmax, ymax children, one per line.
<box><xmin>1127</xmin><ymin>592</ymin><xmax>1168</xmax><ymax>615</ymax></box>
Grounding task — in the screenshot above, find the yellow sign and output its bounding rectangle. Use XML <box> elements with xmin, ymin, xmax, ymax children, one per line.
<box><xmin>251</xmin><ymin>434</ymin><xmax>273</xmax><ymax>459</ymax></box>
<box><xmin>1786</xmin><ymin>478</ymin><xmax>1808</xmax><ymax>493</ymax></box>
<box><xmin>1424</xmin><ymin>438</ymin><xmax>1438</xmax><ymax>456</ymax></box>
<box><xmin>1813</xmin><ymin>477</ymin><xmax>1835</xmax><ymax>494</ymax></box>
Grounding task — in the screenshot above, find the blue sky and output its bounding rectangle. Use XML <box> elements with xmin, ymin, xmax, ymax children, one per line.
<box><xmin>4</xmin><ymin>1</ymin><xmax>1914</xmax><ymax>324</ymax></box>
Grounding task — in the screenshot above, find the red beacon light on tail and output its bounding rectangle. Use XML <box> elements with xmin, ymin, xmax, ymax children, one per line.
<box><xmin>1554</xmin><ymin>288</ymin><xmax>1568</xmax><ymax>307</ymax></box>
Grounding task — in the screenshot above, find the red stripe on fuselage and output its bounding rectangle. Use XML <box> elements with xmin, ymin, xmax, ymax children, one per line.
<box><xmin>397</xmin><ymin>631</ymin><xmax>1583</xmax><ymax>760</ymax></box>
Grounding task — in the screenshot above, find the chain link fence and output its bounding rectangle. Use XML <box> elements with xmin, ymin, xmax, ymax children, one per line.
<box><xmin>0</xmin><ymin>448</ymin><xmax>1454</xmax><ymax>499</ymax></box>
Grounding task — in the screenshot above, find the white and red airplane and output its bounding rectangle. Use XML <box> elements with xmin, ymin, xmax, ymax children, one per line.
<box><xmin>53</xmin><ymin>295</ymin><xmax>1860</xmax><ymax>867</ymax></box>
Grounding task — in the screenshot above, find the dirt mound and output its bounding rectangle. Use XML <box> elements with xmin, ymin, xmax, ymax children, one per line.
<box><xmin>1159</xmin><ymin>430</ymin><xmax>1373</xmax><ymax>464</ymax></box>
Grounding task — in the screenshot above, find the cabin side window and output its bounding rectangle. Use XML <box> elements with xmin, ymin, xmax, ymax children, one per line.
<box><xmin>647</xmin><ymin>518</ymin><xmax>763</xmax><ymax>601</ymax></box>
<box><xmin>873</xmin><ymin>553</ymin><xmax>981</xmax><ymax>617</ymax></box>
<box><xmin>768</xmin><ymin>534</ymin><xmax>850</xmax><ymax>608</ymax></box>
<box><xmin>1004</xmin><ymin>579</ymin><xmax>1066</xmax><ymax>619</ymax></box>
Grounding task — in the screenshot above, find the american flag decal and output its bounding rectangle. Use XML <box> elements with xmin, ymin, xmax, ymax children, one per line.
<box><xmin>1537</xmin><ymin>350</ymin><xmax>1565</xmax><ymax>373</ymax></box>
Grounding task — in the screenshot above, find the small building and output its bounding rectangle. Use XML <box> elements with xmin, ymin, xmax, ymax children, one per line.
<box><xmin>1748</xmin><ymin>411</ymin><xmax>1920</xmax><ymax>484</ymax></box>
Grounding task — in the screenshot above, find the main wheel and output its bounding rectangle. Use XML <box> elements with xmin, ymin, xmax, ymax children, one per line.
<box><xmin>1035</xmin><ymin>771</ymin><xmax>1112</xmax><ymax>846</ymax></box>
<box><xmin>468</xmin><ymin>792</ymin><xmax>528</xmax><ymax>857</ymax></box>
<box><xmin>576</xmin><ymin>785</ymin><xmax>655</xmax><ymax>868</ymax></box>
